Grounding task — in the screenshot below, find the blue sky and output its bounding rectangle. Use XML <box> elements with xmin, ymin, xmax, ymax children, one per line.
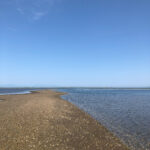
<box><xmin>0</xmin><ymin>0</ymin><xmax>150</xmax><ymax>87</ymax></box>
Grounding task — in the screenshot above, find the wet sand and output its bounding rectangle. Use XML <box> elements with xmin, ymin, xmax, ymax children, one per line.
<box><xmin>0</xmin><ymin>90</ymin><xmax>129</xmax><ymax>150</ymax></box>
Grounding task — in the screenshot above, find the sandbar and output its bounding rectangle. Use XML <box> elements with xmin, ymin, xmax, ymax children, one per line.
<box><xmin>0</xmin><ymin>90</ymin><xmax>129</xmax><ymax>150</ymax></box>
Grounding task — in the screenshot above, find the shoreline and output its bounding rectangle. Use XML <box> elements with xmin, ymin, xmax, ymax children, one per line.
<box><xmin>0</xmin><ymin>87</ymin><xmax>150</xmax><ymax>96</ymax></box>
<box><xmin>0</xmin><ymin>90</ymin><xmax>129</xmax><ymax>150</ymax></box>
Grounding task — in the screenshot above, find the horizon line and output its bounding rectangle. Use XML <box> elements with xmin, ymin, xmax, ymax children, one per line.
<box><xmin>0</xmin><ymin>86</ymin><xmax>150</xmax><ymax>89</ymax></box>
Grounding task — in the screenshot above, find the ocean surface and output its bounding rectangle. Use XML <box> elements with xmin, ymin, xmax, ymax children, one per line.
<box><xmin>56</xmin><ymin>88</ymin><xmax>150</xmax><ymax>150</ymax></box>
<box><xmin>0</xmin><ymin>88</ymin><xmax>46</xmax><ymax>95</ymax></box>
<box><xmin>1</xmin><ymin>88</ymin><xmax>150</xmax><ymax>150</ymax></box>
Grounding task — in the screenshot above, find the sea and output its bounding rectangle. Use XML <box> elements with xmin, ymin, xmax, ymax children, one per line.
<box><xmin>0</xmin><ymin>88</ymin><xmax>150</xmax><ymax>150</ymax></box>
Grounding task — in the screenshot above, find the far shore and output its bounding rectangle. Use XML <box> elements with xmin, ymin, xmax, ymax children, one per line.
<box><xmin>0</xmin><ymin>90</ymin><xmax>129</xmax><ymax>150</ymax></box>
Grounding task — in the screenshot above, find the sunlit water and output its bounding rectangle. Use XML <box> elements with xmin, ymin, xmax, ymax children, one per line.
<box><xmin>55</xmin><ymin>88</ymin><xmax>150</xmax><ymax>150</ymax></box>
<box><xmin>1</xmin><ymin>88</ymin><xmax>150</xmax><ymax>150</ymax></box>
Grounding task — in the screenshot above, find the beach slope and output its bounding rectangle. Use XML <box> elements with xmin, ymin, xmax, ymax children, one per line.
<box><xmin>0</xmin><ymin>90</ymin><xmax>129</xmax><ymax>150</ymax></box>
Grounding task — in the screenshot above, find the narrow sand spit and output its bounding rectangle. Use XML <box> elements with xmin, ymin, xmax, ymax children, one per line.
<box><xmin>0</xmin><ymin>90</ymin><xmax>129</xmax><ymax>150</ymax></box>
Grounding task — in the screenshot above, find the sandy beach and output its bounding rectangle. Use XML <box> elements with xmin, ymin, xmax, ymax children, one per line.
<box><xmin>0</xmin><ymin>90</ymin><xmax>129</xmax><ymax>150</ymax></box>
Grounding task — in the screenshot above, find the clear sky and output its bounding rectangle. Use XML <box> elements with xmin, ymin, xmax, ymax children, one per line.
<box><xmin>0</xmin><ymin>0</ymin><xmax>150</xmax><ymax>87</ymax></box>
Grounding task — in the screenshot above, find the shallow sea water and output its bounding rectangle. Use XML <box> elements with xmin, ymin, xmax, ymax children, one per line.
<box><xmin>0</xmin><ymin>88</ymin><xmax>45</xmax><ymax>95</ymax></box>
<box><xmin>55</xmin><ymin>88</ymin><xmax>150</xmax><ymax>150</ymax></box>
